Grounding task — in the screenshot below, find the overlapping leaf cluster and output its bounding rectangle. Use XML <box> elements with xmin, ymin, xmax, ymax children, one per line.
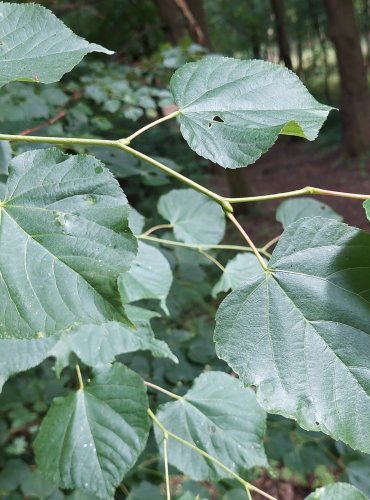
<box><xmin>0</xmin><ymin>2</ymin><xmax>369</xmax><ymax>499</ymax></box>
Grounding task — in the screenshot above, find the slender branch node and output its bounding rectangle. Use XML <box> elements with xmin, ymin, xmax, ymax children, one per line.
<box><xmin>221</xmin><ymin>199</ymin><xmax>234</xmax><ymax>213</ymax></box>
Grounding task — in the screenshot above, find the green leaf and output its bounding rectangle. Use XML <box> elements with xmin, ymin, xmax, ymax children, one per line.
<box><xmin>345</xmin><ymin>456</ymin><xmax>370</xmax><ymax>498</ymax></box>
<box><xmin>0</xmin><ymin>140</ymin><xmax>11</xmax><ymax>175</ymax></box>
<box><xmin>305</xmin><ymin>483</ymin><xmax>367</xmax><ymax>499</ymax></box>
<box><xmin>154</xmin><ymin>371</ymin><xmax>267</xmax><ymax>481</ymax></box>
<box><xmin>212</xmin><ymin>253</ymin><xmax>265</xmax><ymax>297</ymax></box>
<box><xmin>0</xmin><ymin>148</ymin><xmax>137</xmax><ymax>339</ymax></box>
<box><xmin>362</xmin><ymin>199</ymin><xmax>370</xmax><ymax>221</ymax></box>
<box><xmin>215</xmin><ymin>217</ymin><xmax>370</xmax><ymax>453</ymax></box>
<box><xmin>171</xmin><ymin>56</ymin><xmax>332</xmax><ymax>168</ymax></box>
<box><xmin>0</xmin><ymin>2</ymin><xmax>112</xmax><ymax>87</ymax></box>
<box><xmin>35</xmin><ymin>363</ymin><xmax>150</xmax><ymax>499</ymax></box>
<box><xmin>118</xmin><ymin>242</ymin><xmax>173</xmax><ymax>313</ymax></box>
<box><xmin>129</xmin><ymin>208</ymin><xmax>145</xmax><ymax>235</ymax></box>
<box><xmin>49</xmin><ymin>306</ymin><xmax>177</xmax><ymax>371</ymax></box>
<box><xmin>0</xmin><ymin>337</ymin><xmax>58</xmax><ymax>392</ymax></box>
<box><xmin>276</xmin><ymin>198</ymin><xmax>342</xmax><ymax>228</ymax></box>
<box><xmin>158</xmin><ymin>189</ymin><xmax>225</xmax><ymax>244</ymax></box>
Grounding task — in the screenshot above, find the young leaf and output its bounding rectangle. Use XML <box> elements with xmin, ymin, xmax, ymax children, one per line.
<box><xmin>158</xmin><ymin>189</ymin><xmax>225</xmax><ymax>244</ymax></box>
<box><xmin>0</xmin><ymin>148</ymin><xmax>137</xmax><ymax>339</ymax></box>
<box><xmin>50</xmin><ymin>309</ymin><xmax>177</xmax><ymax>372</ymax></box>
<box><xmin>154</xmin><ymin>371</ymin><xmax>267</xmax><ymax>481</ymax></box>
<box><xmin>215</xmin><ymin>217</ymin><xmax>370</xmax><ymax>453</ymax></box>
<box><xmin>0</xmin><ymin>2</ymin><xmax>112</xmax><ymax>87</ymax></box>
<box><xmin>212</xmin><ymin>253</ymin><xmax>266</xmax><ymax>297</ymax></box>
<box><xmin>276</xmin><ymin>198</ymin><xmax>342</xmax><ymax>228</ymax></box>
<box><xmin>305</xmin><ymin>483</ymin><xmax>367</xmax><ymax>499</ymax></box>
<box><xmin>171</xmin><ymin>56</ymin><xmax>332</xmax><ymax>168</ymax></box>
<box><xmin>118</xmin><ymin>242</ymin><xmax>173</xmax><ymax>313</ymax></box>
<box><xmin>35</xmin><ymin>363</ymin><xmax>150</xmax><ymax>499</ymax></box>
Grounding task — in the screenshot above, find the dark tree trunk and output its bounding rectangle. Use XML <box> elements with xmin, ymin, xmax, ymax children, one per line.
<box><xmin>180</xmin><ymin>0</ymin><xmax>212</xmax><ymax>48</ymax></box>
<box><xmin>362</xmin><ymin>0</ymin><xmax>370</xmax><ymax>67</ymax></box>
<box><xmin>270</xmin><ymin>0</ymin><xmax>293</xmax><ymax>69</ymax></box>
<box><xmin>324</xmin><ymin>0</ymin><xmax>370</xmax><ymax>156</ymax></box>
<box><xmin>154</xmin><ymin>0</ymin><xmax>186</xmax><ymax>45</ymax></box>
<box><xmin>307</xmin><ymin>0</ymin><xmax>331</xmax><ymax>104</ymax></box>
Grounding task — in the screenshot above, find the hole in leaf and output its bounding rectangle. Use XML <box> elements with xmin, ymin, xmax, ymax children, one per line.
<box><xmin>213</xmin><ymin>115</ymin><xmax>224</xmax><ymax>123</ymax></box>
<box><xmin>208</xmin><ymin>122</ymin><xmax>213</xmax><ymax>128</ymax></box>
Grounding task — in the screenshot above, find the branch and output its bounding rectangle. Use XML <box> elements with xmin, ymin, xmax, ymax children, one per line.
<box><xmin>226</xmin><ymin>186</ymin><xmax>370</xmax><ymax>203</ymax></box>
<box><xmin>227</xmin><ymin>213</ymin><xmax>268</xmax><ymax>271</ymax></box>
<box><xmin>18</xmin><ymin>110</ymin><xmax>66</xmax><ymax>136</ymax></box>
<box><xmin>138</xmin><ymin>235</ymin><xmax>271</xmax><ymax>260</ymax></box>
<box><xmin>148</xmin><ymin>409</ymin><xmax>277</xmax><ymax>500</ymax></box>
<box><xmin>173</xmin><ymin>0</ymin><xmax>207</xmax><ymax>46</ymax></box>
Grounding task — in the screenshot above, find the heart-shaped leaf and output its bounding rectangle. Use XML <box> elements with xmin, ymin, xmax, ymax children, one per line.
<box><xmin>276</xmin><ymin>198</ymin><xmax>342</xmax><ymax>228</ymax></box>
<box><xmin>215</xmin><ymin>217</ymin><xmax>370</xmax><ymax>453</ymax></box>
<box><xmin>154</xmin><ymin>371</ymin><xmax>267</xmax><ymax>480</ymax></box>
<box><xmin>158</xmin><ymin>189</ymin><xmax>225</xmax><ymax>244</ymax></box>
<box><xmin>171</xmin><ymin>57</ymin><xmax>332</xmax><ymax>168</ymax></box>
<box><xmin>0</xmin><ymin>148</ymin><xmax>137</xmax><ymax>339</ymax></box>
<box><xmin>35</xmin><ymin>363</ymin><xmax>150</xmax><ymax>499</ymax></box>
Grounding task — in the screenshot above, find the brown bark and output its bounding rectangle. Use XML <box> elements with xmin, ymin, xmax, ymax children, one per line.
<box><xmin>307</xmin><ymin>0</ymin><xmax>331</xmax><ymax>104</ymax></box>
<box><xmin>270</xmin><ymin>0</ymin><xmax>293</xmax><ymax>69</ymax></box>
<box><xmin>174</xmin><ymin>0</ymin><xmax>212</xmax><ymax>48</ymax></box>
<box><xmin>324</xmin><ymin>0</ymin><xmax>370</xmax><ymax>156</ymax></box>
<box><xmin>362</xmin><ymin>0</ymin><xmax>370</xmax><ymax>67</ymax></box>
<box><xmin>154</xmin><ymin>0</ymin><xmax>186</xmax><ymax>45</ymax></box>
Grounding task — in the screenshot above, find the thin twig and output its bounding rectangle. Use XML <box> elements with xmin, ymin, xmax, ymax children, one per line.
<box><xmin>163</xmin><ymin>437</ymin><xmax>171</xmax><ymax>500</ymax></box>
<box><xmin>138</xmin><ymin>235</ymin><xmax>271</xmax><ymax>258</ymax></box>
<box><xmin>227</xmin><ymin>213</ymin><xmax>268</xmax><ymax>271</ymax></box>
<box><xmin>144</xmin><ymin>381</ymin><xmax>183</xmax><ymax>400</ymax></box>
<box><xmin>262</xmin><ymin>235</ymin><xmax>281</xmax><ymax>251</ymax></box>
<box><xmin>226</xmin><ymin>186</ymin><xmax>370</xmax><ymax>203</ymax></box>
<box><xmin>148</xmin><ymin>409</ymin><xmax>277</xmax><ymax>500</ymax></box>
<box><xmin>141</xmin><ymin>223</ymin><xmax>173</xmax><ymax>237</ymax></box>
<box><xmin>18</xmin><ymin>110</ymin><xmax>66</xmax><ymax>136</ymax></box>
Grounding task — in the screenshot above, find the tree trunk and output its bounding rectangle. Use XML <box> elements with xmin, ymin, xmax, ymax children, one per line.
<box><xmin>154</xmin><ymin>0</ymin><xmax>186</xmax><ymax>45</ymax></box>
<box><xmin>307</xmin><ymin>0</ymin><xmax>331</xmax><ymax>104</ymax></box>
<box><xmin>175</xmin><ymin>0</ymin><xmax>212</xmax><ymax>48</ymax></box>
<box><xmin>324</xmin><ymin>0</ymin><xmax>370</xmax><ymax>156</ymax></box>
<box><xmin>362</xmin><ymin>0</ymin><xmax>370</xmax><ymax>68</ymax></box>
<box><xmin>270</xmin><ymin>0</ymin><xmax>293</xmax><ymax>69</ymax></box>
